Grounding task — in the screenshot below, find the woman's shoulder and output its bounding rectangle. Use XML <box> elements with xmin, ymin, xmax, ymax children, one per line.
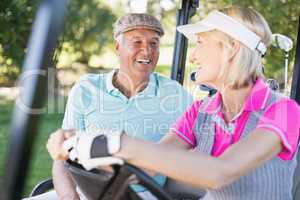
<box><xmin>266</xmin><ymin>90</ymin><xmax>300</xmax><ymax>111</ymax></box>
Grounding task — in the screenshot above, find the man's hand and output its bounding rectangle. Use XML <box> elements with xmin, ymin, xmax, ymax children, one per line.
<box><xmin>46</xmin><ymin>129</ymin><xmax>75</xmax><ymax>160</ymax></box>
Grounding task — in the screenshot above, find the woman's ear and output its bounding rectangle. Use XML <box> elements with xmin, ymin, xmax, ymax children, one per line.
<box><xmin>228</xmin><ymin>40</ymin><xmax>240</xmax><ymax>61</ymax></box>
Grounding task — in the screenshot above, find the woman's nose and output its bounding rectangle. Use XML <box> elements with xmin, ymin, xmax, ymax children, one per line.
<box><xmin>189</xmin><ymin>48</ymin><xmax>197</xmax><ymax>63</ymax></box>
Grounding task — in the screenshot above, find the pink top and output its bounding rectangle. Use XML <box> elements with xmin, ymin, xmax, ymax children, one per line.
<box><xmin>171</xmin><ymin>79</ymin><xmax>300</xmax><ymax>160</ymax></box>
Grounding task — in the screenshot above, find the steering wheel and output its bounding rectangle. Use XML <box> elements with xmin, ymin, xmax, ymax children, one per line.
<box><xmin>64</xmin><ymin>160</ymin><xmax>172</xmax><ymax>200</ymax></box>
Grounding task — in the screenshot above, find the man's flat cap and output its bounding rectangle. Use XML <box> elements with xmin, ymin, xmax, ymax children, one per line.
<box><xmin>113</xmin><ymin>13</ymin><xmax>164</xmax><ymax>39</ymax></box>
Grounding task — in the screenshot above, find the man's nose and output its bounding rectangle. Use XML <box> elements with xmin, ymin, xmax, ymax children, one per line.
<box><xmin>140</xmin><ymin>43</ymin><xmax>152</xmax><ymax>54</ymax></box>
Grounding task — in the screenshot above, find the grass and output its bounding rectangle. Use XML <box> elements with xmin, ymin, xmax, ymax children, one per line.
<box><xmin>0</xmin><ymin>100</ymin><xmax>12</xmax><ymax>185</ymax></box>
<box><xmin>0</xmin><ymin>99</ymin><xmax>64</xmax><ymax>197</ymax></box>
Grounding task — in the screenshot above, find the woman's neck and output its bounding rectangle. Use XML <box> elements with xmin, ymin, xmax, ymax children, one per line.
<box><xmin>217</xmin><ymin>84</ymin><xmax>253</xmax><ymax>122</ymax></box>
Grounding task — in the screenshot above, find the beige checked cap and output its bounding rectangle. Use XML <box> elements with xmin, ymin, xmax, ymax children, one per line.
<box><xmin>113</xmin><ymin>13</ymin><xmax>164</xmax><ymax>39</ymax></box>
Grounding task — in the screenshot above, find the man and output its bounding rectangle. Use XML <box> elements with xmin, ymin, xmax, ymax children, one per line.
<box><xmin>31</xmin><ymin>13</ymin><xmax>193</xmax><ymax>200</ymax></box>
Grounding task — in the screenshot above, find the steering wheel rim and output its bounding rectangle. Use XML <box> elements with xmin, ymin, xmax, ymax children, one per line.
<box><xmin>65</xmin><ymin>160</ymin><xmax>172</xmax><ymax>200</ymax></box>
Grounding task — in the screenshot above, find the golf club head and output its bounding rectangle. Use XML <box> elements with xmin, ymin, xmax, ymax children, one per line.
<box><xmin>272</xmin><ymin>33</ymin><xmax>293</xmax><ymax>52</ymax></box>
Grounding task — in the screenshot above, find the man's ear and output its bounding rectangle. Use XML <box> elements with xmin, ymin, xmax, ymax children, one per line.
<box><xmin>115</xmin><ymin>41</ymin><xmax>122</xmax><ymax>56</ymax></box>
<box><xmin>115</xmin><ymin>41</ymin><xmax>120</xmax><ymax>52</ymax></box>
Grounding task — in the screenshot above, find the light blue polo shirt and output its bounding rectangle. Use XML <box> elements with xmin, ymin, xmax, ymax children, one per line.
<box><xmin>62</xmin><ymin>70</ymin><xmax>193</xmax><ymax>192</ymax></box>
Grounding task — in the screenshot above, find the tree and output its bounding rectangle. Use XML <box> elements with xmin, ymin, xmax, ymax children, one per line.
<box><xmin>0</xmin><ymin>0</ymin><xmax>36</xmax><ymax>68</ymax></box>
<box><xmin>1</xmin><ymin>0</ymin><xmax>299</xmax><ymax>86</ymax></box>
<box><xmin>60</xmin><ymin>1</ymin><xmax>116</xmax><ymax>64</ymax></box>
<box><xmin>201</xmin><ymin>0</ymin><xmax>300</xmax><ymax>84</ymax></box>
<box><xmin>0</xmin><ymin>0</ymin><xmax>116</xmax><ymax>86</ymax></box>
<box><xmin>0</xmin><ymin>0</ymin><xmax>37</xmax><ymax>86</ymax></box>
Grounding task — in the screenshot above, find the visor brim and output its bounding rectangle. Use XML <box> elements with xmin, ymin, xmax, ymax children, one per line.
<box><xmin>177</xmin><ymin>22</ymin><xmax>214</xmax><ymax>41</ymax></box>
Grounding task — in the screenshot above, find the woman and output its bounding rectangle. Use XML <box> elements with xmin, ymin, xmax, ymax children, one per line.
<box><xmin>48</xmin><ymin>6</ymin><xmax>300</xmax><ymax>199</ymax></box>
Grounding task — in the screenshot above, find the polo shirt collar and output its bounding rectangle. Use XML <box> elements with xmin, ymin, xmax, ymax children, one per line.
<box><xmin>243</xmin><ymin>78</ymin><xmax>271</xmax><ymax>111</ymax></box>
<box><xmin>105</xmin><ymin>69</ymin><xmax>157</xmax><ymax>98</ymax></box>
<box><xmin>203</xmin><ymin>78</ymin><xmax>271</xmax><ymax>114</ymax></box>
<box><xmin>203</xmin><ymin>92</ymin><xmax>222</xmax><ymax>114</ymax></box>
<box><xmin>106</xmin><ymin>69</ymin><xmax>117</xmax><ymax>93</ymax></box>
<box><xmin>137</xmin><ymin>73</ymin><xmax>157</xmax><ymax>97</ymax></box>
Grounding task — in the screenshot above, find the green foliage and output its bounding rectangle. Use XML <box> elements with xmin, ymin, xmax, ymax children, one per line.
<box><xmin>0</xmin><ymin>0</ymin><xmax>116</xmax><ymax>85</ymax></box>
<box><xmin>0</xmin><ymin>0</ymin><xmax>37</xmax><ymax>68</ymax></box>
<box><xmin>0</xmin><ymin>65</ymin><xmax>19</xmax><ymax>86</ymax></box>
<box><xmin>61</xmin><ymin>1</ymin><xmax>116</xmax><ymax>63</ymax></box>
<box><xmin>0</xmin><ymin>0</ymin><xmax>299</xmax><ymax>85</ymax></box>
<box><xmin>0</xmin><ymin>0</ymin><xmax>37</xmax><ymax>86</ymax></box>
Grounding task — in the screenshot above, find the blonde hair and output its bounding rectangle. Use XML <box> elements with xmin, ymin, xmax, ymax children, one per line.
<box><xmin>212</xmin><ymin>6</ymin><xmax>272</xmax><ymax>89</ymax></box>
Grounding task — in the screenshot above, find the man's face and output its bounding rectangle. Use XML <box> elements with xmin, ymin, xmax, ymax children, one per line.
<box><xmin>116</xmin><ymin>29</ymin><xmax>160</xmax><ymax>81</ymax></box>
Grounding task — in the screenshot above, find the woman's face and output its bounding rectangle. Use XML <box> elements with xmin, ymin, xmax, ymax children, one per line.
<box><xmin>190</xmin><ymin>33</ymin><xmax>226</xmax><ymax>87</ymax></box>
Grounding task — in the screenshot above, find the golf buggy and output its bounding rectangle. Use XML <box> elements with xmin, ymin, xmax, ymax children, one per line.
<box><xmin>3</xmin><ymin>0</ymin><xmax>300</xmax><ymax>199</ymax></box>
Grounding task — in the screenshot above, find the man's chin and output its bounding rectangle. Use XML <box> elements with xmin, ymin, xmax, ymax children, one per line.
<box><xmin>135</xmin><ymin>67</ymin><xmax>154</xmax><ymax>76</ymax></box>
<box><xmin>137</xmin><ymin>71</ymin><xmax>153</xmax><ymax>79</ymax></box>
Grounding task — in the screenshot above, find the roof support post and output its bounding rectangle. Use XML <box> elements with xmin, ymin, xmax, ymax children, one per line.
<box><xmin>170</xmin><ymin>0</ymin><xmax>199</xmax><ymax>84</ymax></box>
<box><xmin>291</xmin><ymin>16</ymin><xmax>300</xmax><ymax>105</ymax></box>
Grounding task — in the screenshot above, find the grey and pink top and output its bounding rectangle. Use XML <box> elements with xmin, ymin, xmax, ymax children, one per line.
<box><xmin>171</xmin><ymin>78</ymin><xmax>300</xmax><ymax>199</ymax></box>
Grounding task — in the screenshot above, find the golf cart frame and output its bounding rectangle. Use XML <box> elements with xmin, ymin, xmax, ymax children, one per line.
<box><xmin>3</xmin><ymin>0</ymin><xmax>300</xmax><ymax>199</ymax></box>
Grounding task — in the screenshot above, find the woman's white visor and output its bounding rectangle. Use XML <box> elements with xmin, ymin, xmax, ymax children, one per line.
<box><xmin>177</xmin><ymin>11</ymin><xmax>267</xmax><ymax>55</ymax></box>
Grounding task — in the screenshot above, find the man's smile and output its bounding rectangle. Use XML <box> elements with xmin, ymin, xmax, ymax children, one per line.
<box><xmin>136</xmin><ymin>58</ymin><xmax>151</xmax><ymax>65</ymax></box>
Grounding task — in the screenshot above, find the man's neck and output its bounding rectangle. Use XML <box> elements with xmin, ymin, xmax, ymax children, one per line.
<box><xmin>113</xmin><ymin>71</ymin><xmax>150</xmax><ymax>98</ymax></box>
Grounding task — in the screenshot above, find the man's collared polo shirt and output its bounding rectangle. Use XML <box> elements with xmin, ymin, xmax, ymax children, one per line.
<box><xmin>62</xmin><ymin>70</ymin><xmax>193</xmax><ymax>141</ymax></box>
<box><xmin>62</xmin><ymin>70</ymin><xmax>193</xmax><ymax>192</ymax></box>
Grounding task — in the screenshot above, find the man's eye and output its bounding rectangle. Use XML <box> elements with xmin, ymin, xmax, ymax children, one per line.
<box><xmin>133</xmin><ymin>40</ymin><xmax>142</xmax><ymax>44</ymax></box>
<box><xmin>150</xmin><ymin>42</ymin><xmax>157</xmax><ymax>46</ymax></box>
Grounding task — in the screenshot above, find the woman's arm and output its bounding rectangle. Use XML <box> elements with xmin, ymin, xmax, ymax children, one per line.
<box><xmin>142</xmin><ymin>132</ymin><xmax>191</xmax><ymax>176</ymax></box>
<box><xmin>159</xmin><ymin>132</ymin><xmax>191</xmax><ymax>149</ymax></box>
<box><xmin>47</xmin><ymin>128</ymin><xmax>282</xmax><ymax>190</ymax></box>
<box><xmin>116</xmin><ymin>128</ymin><xmax>282</xmax><ymax>189</ymax></box>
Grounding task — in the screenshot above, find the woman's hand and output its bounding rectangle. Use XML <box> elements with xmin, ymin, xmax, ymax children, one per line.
<box><xmin>46</xmin><ymin>129</ymin><xmax>75</xmax><ymax>160</ymax></box>
<box><xmin>61</xmin><ymin>130</ymin><xmax>124</xmax><ymax>170</ymax></box>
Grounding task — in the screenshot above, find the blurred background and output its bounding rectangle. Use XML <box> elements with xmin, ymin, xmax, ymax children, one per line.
<box><xmin>0</xmin><ymin>0</ymin><xmax>299</xmax><ymax>197</ymax></box>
